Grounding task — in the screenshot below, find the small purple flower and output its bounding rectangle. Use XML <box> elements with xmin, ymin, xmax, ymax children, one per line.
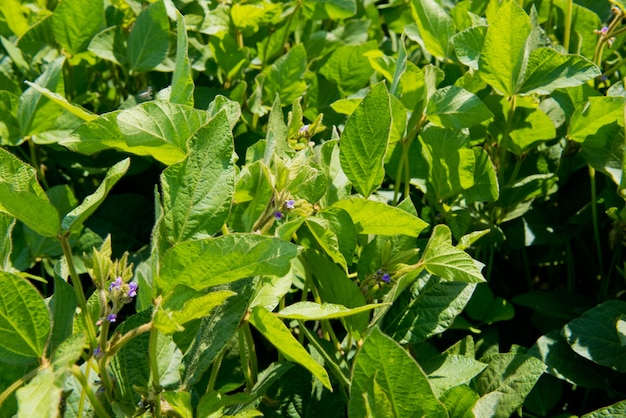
<box><xmin>94</xmin><ymin>346</ymin><xmax>102</xmax><ymax>356</ymax></box>
<box><xmin>127</xmin><ymin>282</ymin><xmax>138</xmax><ymax>298</ymax></box>
<box><xmin>299</xmin><ymin>125</ymin><xmax>309</xmax><ymax>134</ymax></box>
<box><xmin>381</xmin><ymin>273</ymin><xmax>391</xmax><ymax>283</ymax></box>
<box><xmin>109</xmin><ymin>277</ymin><xmax>123</xmax><ymax>292</ymax></box>
<box><xmin>284</xmin><ymin>199</ymin><xmax>295</xmax><ymax>210</ymax></box>
<box><xmin>275</xmin><ymin>211</ymin><xmax>283</xmax><ymax>221</ymax></box>
<box><xmin>601</xmin><ymin>26</ymin><xmax>610</xmax><ymax>35</ymax></box>
<box><xmin>107</xmin><ymin>313</ymin><xmax>117</xmax><ymax>323</ymax></box>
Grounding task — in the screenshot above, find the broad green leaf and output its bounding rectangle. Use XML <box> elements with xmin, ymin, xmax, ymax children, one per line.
<box><xmin>48</xmin><ymin>276</ymin><xmax>77</xmax><ymax>355</ymax></box>
<box><xmin>473</xmin><ymin>353</ymin><xmax>546</xmax><ymax>418</ymax></box>
<box><xmin>478</xmin><ymin>0</ymin><xmax>532</xmax><ymax>96</ymax></box>
<box><xmin>264</xmin><ymin>95</ymin><xmax>288</xmax><ymax>164</ymax></box>
<box><xmin>453</xmin><ymin>25</ymin><xmax>487</xmax><ymax>70</ymax></box>
<box><xmin>582</xmin><ymin>399</ymin><xmax>626</xmax><ymax>418</ymax></box>
<box><xmin>569</xmin><ymin>96</ymin><xmax>625</xmax><ymax>143</ymax></box>
<box><xmin>0</xmin><ymin>0</ymin><xmax>30</xmax><ymax>37</ymax></box>
<box><xmin>419</xmin><ymin>126</ymin><xmax>476</xmax><ymax>200</ymax></box>
<box><xmin>230</xmin><ymin>161</ymin><xmax>274</xmax><ymax>232</ymax></box>
<box><xmin>0</xmin><ymin>212</ymin><xmax>15</xmax><ymax>270</ymax></box>
<box><xmin>88</xmin><ymin>26</ymin><xmax>128</xmax><ymax>66</ymax></box>
<box><xmin>319</xmin><ymin>140</ymin><xmax>352</xmax><ymax>206</ymax></box>
<box><xmin>261</xmin><ymin>44</ymin><xmax>307</xmax><ymax>106</ymax></box>
<box><xmin>349</xmin><ymin>327</ymin><xmax>447</xmax><ymax>417</ymax></box>
<box><xmin>127</xmin><ymin>0</ymin><xmax>170</xmax><ymax>72</ymax></box>
<box><xmin>426</xmin><ymin>86</ymin><xmax>493</xmax><ymax>129</ymax></box>
<box><xmin>207</xmin><ymin>95</ymin><xmax>241</xmax><ymax>130</ymax></box>
<box><xmin>170</xmin><ymin>12</ymin><xmax>194</xmax><ymax>106</ymax></box>
<box><xmin>0</xmin><ymin>271</ymin><xmax>50</xmax><ymax>362</ymax></box>
<box><xmin>318</xmin><ymin>207</ymin><xmax>356</xmax><ymax>266</ymax></box>
<box><xmin>518</xmin><ymin>48</ymin><xmax>600</xmax><ymax>95</ymax></box>
<box><xmin>158</xmin><ymin>234</ymin><xmax>300</xmax><ymax>293</ymax></box>
<box><xmin>23</xmin><ymin>81</ymin><xmax>96</xmax><ymax>122</ymax></box>
<box><xmin>332</xmin><ymin>198</ymin><xmax>428</xmax><ymax>237</ymax></box>
<box><xmin>170</xmin><ymin>290</ymin><xmax>235</xmax><ymax>326</ymax></box>
<box><xmin>161</xmin><ymin>392</ymin><xmax>193</xmax><ymax>418</ymax></box>
<box><xmin>464</xmin><ymin>147</ymin><xmax>499</xmax><ymax>203</ymax></box>
<box><xmin>182</xmin><ymin>280</ymin><xmax>254</xmax><ymax>387</ymax></box>
<box><xmin>440</xmin><ymin>385</ymin><xmax>480</xmax><ymax>418</ymax></box>
<box><xmin>284</xmin><ymin>155</ymin><xmax>327</xmax><ymax>203</ymax></box>
<box><xmin>422</xmin><ymin>224</ymin><xmax>486</xmax><ymax>282</ymax></box>
<box><xmin>320</xmin><ymin>41</ymin><xmax>377</xmax><ymax>96</ymax></box>
<box><xmin>421</xmin><ymin>354</ymin><xmax>488</xmax><ymax>396</ymax></box>
<box><xmin>303</xmin><ymin>217</ymin><xmax>347</xmax><ymax>270</ymax></box>
<box><xmin>562</xmin><ymin>300</ymin><xmax>626</xmax><ymax>373</ymax></box>
<box><xmin>277</xmin><ymin>301</ymin><xmax>383</xmax><ymax>320</ymax></box>
<box><xmin>410</xmin><ymin>0</ymin><xmax>454</xmax><ymax>59</ymax></box>
<box><xmin>209</xmin><ymin>34</ymin><xmax>247</xmax><ymax>81</ymax></box>
<box><xmin>339</xmin><ymin>83</ymin><xmax>391</xmax><ymax>197</ymax></box>
<box><xmin>582</xmin><ymin>126</ymin><xmax>625</xmax><ymax>186</ymax></box>
<box><xmin>51</xmin><ymin>0</ymin><xmax>104</xmax><ymax>55</ymax></box>
<box><xmin>301</xmin><ymin>0</ymin><xmax>356</xmax><ymax>20</ymax></box>
<box><xmin>16</xmin><ymin>368</ymin><xmax>61</xmax><ymax>418</ymax></box>
<box><xmin>0</xmin><ymin>90</ymin><xmax>20</xmax><ymax>145</ymax></box>
<box><xmin>161</xmin><ymin>111</ymin><xmax>234</xmax><ymax>245</ymax></box>
<box><xmin>61</xmin><ymin>158</ymin><xmax>130</xmax><ymax>233</ymax></box>
<box><xmin>51</xmin><ymin>332</ymin><xmax>86</xmax><ymax>371</ymax></box>
<box><xmin>383</xmin><ymin>273</ymin><xmax>477</xmax><ymax>343</ymax></box>
<box><xmin>249</xmin><ymin>306</ymin><xmax>332</xmax><ymax>390</ymax></box>
<box><xmin>0</xmin><ymin>148</ymin><xmax>59</xmax><ymax>237</ymax></box>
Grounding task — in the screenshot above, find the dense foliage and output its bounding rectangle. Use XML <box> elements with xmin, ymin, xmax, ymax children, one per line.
<box><xmin>1</xmin><ymin>0</ymin><xmax>626</xmax><ymax>416</ymax></box>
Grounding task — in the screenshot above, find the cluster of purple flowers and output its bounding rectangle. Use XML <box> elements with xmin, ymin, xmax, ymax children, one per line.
<box><xmin>275</xmin><ymin>199</ymin><xmax>296</xmax><ymax>222</ymax></box>
<box><xmin>100</xmin><ymin>277</ymin><xmax>138</xmax><ymax>323</ymax></box>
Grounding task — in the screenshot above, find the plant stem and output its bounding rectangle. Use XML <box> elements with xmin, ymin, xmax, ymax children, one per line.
<box><xmin>206</xmin><ymin>347</ymin><xmax>228</xmax><ymax>394</ymax></box>
<box><xmin>588</xmin><ymin>166</ymin><xmax>606</xmax><ymax>283</ymax></box>
<box><xmin>149</xmin><ymin>325</ymin><xmax>162</xmax><ymax>418</ymax></box>
<box><xmin>564</xmin><ymin>0</ymin><xmax>573</xmax><ymax>52</ymax></box>
<box><xmin>60</xmin><ymin>235</ymin><xmax>97</xmax><ymax>346</ymax></box>
<box><xmin>238</xmin><ymin>326</ymin><xmax>255</xmax><ymax>391</ymax></box>
<box><xmin>71</xmin><ymin>365</ymin><xmax>111</xmax><ymax>418</ymax></box>
<box><xmin>242</xmin><ymin>322</ymin><xmax>258</xmax><ymax>383</ymax></box>
<box><xmin>0</xmin><ymin>366</ymin><xmax>40</xmax><ymax>407</ymax></box>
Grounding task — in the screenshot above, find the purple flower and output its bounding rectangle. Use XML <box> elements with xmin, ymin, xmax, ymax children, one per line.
<box><xmin>381</xmin><ymin>273</ymin><xmax>391</xmax><ymax>283</ymax></box>
<box><xmin>107</xmin><ymin>313</ymin><xmax>117</xmax><ymax>323</ymax></box>
<box><xmin>94</xmin><ymin>346</ymin><xmax>102</xmax><ymax>356</ymax></box>
<box><xmin>299</xmin><ymin>125</ymin><xmax>309</xmax><ymax>134</ymax></box>
<box><xmin>601</xmin><ymin>26</ymin><xmax>610</xmax><ymax>35</ymax></box>
<box><xmin>127</xmin><ymin>282</ymin><xmax>138</xmax><ymax>298</ymax></box>
<box><xmin>275</xmin><ymin>211</ymin><xmax>283</xmax><ymax>221</ymax></box>
<box><xmin>109</xmin><ymin>277</ymin><xmax>123</xmax><ymax>292</ymax></box>
<box><xmin>284</xmin><ymin>199</ymin><xmax>295</xmax><ymax>210</ymax></box>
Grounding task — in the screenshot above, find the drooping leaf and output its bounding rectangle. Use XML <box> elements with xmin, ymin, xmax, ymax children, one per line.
<box><xmin>170</xmin><ymin>11</ymin><xmax>194</xmax><ymax>106</ymax></box>
<box><xmin>348</xmin><ymin>327</ymin><xmax>447</xmax><ymax>417</ymax></box>
<box><xmin>0</xmin><ymin>271</ymin><xmax>50</xmax><ymax>363</ymax></box>
<box><xmin>518</xmin><ymin>48</ymin><xmax>600</xmax><ymax>95</ymax></box>
<box><xmin>426</xmin><ymin>85</ymin><xmax>493</xmax><ymax>129</ymax></box>
<box><xmin>562</xmin><ymin>300</ymin><xmax>626</xmax><ymax>373</ymax></box>
<box><xmin>158</xmin><ymin>234</ymin><xmax>300</xmax><ymax>293</ymax></box>
<box><xmin>249</xmin><ymin>306</ymin><xmax>332</xmax><ymax>390</ymax></box>
<box><xmin>339</xmin><ymin>82</ymin><xmax>391</xmax><ymax>197</ymax></box>
<box><xmin>61</xmin><ymin>158</ymin><xmax>130</xmax><ymax>233</ymax></box>
<box><xmin>478</xmin><ymin>0</ymin><xmax>532</xmax><ymax>96</ymax></box>
<box><xmin>472</xmin><ymin>353</ymin><xmax>546</xmax><ymax>418</ymax></box>
<box><xmin>410</xmin><ymin>0</ymin><xmax>455</xmax><ymax>60</ymax></box>
<box><xmin>127</xmin><ymin>0</ymin><xmax>170</xmax><ymax>72</ymax></box>
<box><xmin>277</xmin><ymin>301</ymin><xmax>384</xmax><ymax>320</ymax></box>
<box><xmin>23</xmin><ymin>82</ymin><xmax>96</xmax><ymax>122</ymax></box>
<box><xmin>161</xmin><ymin>111</ymin><xmax>234</xmax><ymax>245</ymax></box>
<box><xmin>0</xmin><ymin>148</ymin><xmax>59</xmax><ymax>237</ymax></box>
<box><xmin>422</xmin><ymin>224</ymin><xmax>486</xmax><ymax>283</ymax></box>
<box><xmin>51</xmin><ymin>0</ymin><xmax>104</xmax><ymax>55</ymax></box>
<box><xmin>332</xmin><ymin>197</ymin><xmax>428</xmax><ymax>237</ymax></box>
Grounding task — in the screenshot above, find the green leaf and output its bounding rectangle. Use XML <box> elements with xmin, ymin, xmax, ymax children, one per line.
<box><xmin>51</xmin><ymin>332</ymin><xmax>86</xmax><ymax>371</ymax></box>
<box><xmin>0</xmin><ymin>212</ymin><xmax>15</xmax><ymax>269</ymax></box>
<box><xmin>158</xmin><ymin>234</ymin><xmax>300</xmax><ymax>293</ymax></box>
<box><xmin>261</xmin><ymin>44</ymin><xmax>307</xmax><ymax>106</ymax></box>
<box><xmin>301</xmin><ymin>0</ymin><xmax>356</xmax><ymax>20</ymax></box>
<box><xmin>582</xmin><ymin>399</ymin><xmax>626</xmax><ymax>418</ymax></box>
<box><xmin>472</xmin><ymin>352</ymin><xmax>546</xmax><ymax>418</ymax></box>
<box><xmin>303</xmin><ymin>217</ymin><xmax>347</xmax><ymax>270</ymax></box>
<box><xmin>0</xmin><ymin>91</ymin><xmax>20</xmax><ymax>145</ymax></box>
<box><xmin>161</xmin><ymin>392</ymin><xmax>193</xmax><ymax>418</ymax></box>
<box><xmin>264</xmin><ymin>95</ymin><xmax>288</xmax><ymax>164</ymax></box>
<box><xmin>569</xmin><ymin>96</ymin><xmax>625</xmax><ymax>143</ymax></box>
<box><xmin>348</xmin><ymin>327</ymin><xmax>447</xmax><ymax>417</ymax></box>
<box><xmin>440</xmin><ymin>385</ymin><xmax>480</xmax><ymax>418</ymax></box>
<box><xmin>23</xmin><ymin>81</ymin><xmax>96</xmax><ymax>122</ymax></box>
<box><xmin>249</xmin><ymin>306</ymin><xmax>332</xmax><ymax>390</ymax></box>
<box><xmin>383</xmin><ymin>273</ymin><xmax>477</xmax><ymax>343</ymax></box>
<box><xmin>161</xmin><ymin>111</ymin><xmax>234</xmax><ymax>245</ymax></box>
<box><xmin>51</xmin><ymin>0</ymin><xmax>104</xmax><ymax>55</ymax></box>
<box><xmin>562</xmin><ymin>300</ymin><xmax>626</xmax><ymax>373</ymax></box>
<box><xmin>169</xmin><ymin>290</ymin><xmax>235</xmax><ymax>326</ymax></box>
<box><xmin>88</xmin><ymin>26</ymin><xmax>128</xmax><ymax>66</ymax></box>
<box><xmin>127</xmin><ymin>0</ymin><xmax>170</xmax><ymax>72</ymax></box>
<box><xmin>422</xmin><ymin>224</ymin><xmax>486</xmax><ymax>283</ymax></box>
<box><xmin>231</xmin><ymin>161</ymin><xmax>274</xmax><ymax>232</ymax></box>
<box><xmin>0</xmin><ymin>271</ymin><xmax>50</xmax><ymax>363</ymax></box>
<box><xmin>426</xmin><ymin>86</ymin><xmax>493</xmax><ymax>129</ymax></box>
<box><xmin>340</xmin><ymin>83</ymin><xmax>391</xmax><ymax>197</ymax></box>
<box><xmin>453</xmin><ymin>25</ymin><xmax>487</xmax><ymax>70</ymax></box>
<box><xmin>0</xmin><ymin>148</ymin><xmax>59</xmax><ymax>237</ymax></box>
<box><xmin>410</xmin><ymin>0</ymin><xmax>454</xmax><ymax>59</ymax></box>
<box><xmin>16</xmin><ymin>368</ymin><xmax>61</xmax><ymax>418</ymax></box>
<box><xmin>61</xmin><ymin>158</ymin><xmax>130</xmax><ymax>233</ymax></box>
<box><xmin>48</xmin><ymin>276</ymin><xmax>77</xmax><ymax>355</ymax></box>
<box><xmin>464</xmin><ymin>147</ymin><xmax>499</xmax><ymax>203</ymax></box>
<box><xmin>421</xmin><ymin>354</ymin><xmax>488</xmax><ymax>397</ymax></box>
<box><xmin>170</xmin><ymin>11</ymin><xmax>194</xmax><ymax>106</ymax></box>
<box><xmin>478</xmin><ymin>0</ymin><xmax>532</xmax><ymax>96</ymax></box>
<box><xmin>518</xmin><ymin>48</ymin><xmax>600</xmax><ymax>95</ymax></box>
<box><xmin>277</xmin><ymin>301</ymin><xmax>384</xmax><ymax>320</ymax></box>
<box><xmin>332</xmin><ymin>197</ymin><xmax>428</xmax><ymax>237</ymax></box>
<box><xmin>320</xmin><ymin>41</ymin><xmax>377</xmax><ymax>96</ymax></box>
<box><xmin>420</xmin><ymin>126</ymin><xmax>476</xmax><ymax>200</ymax></box>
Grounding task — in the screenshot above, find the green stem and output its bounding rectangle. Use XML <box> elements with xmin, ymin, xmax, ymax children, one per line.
<box><xmin>238</xmin><ymin>326</ymin><xmax>255</xmax><ymax>391</ymax></box>
<box><xmin>0</xmin><ymin>366</ymin><xmax>40</xmax><ymax>407</ymax></box>
<box><xmin>60</xmin><ymin>235</ymin><xmax>97</xmax><ymax>346</ymax></box>
<box><xmin>506</xmin><ymin>157</ymin><xmax>523</xmax><ymax>187</ymax></box>
<box><xmin>588</xmin><ymin>166</ymin><xmax>606</xmax><ymax>282</ymax></box>
<box><xmin>242</xmin><ymin>322</ymin><xmax>258</xmax><ymax>383</ymax></box>
<box><xmin>563</xmin><ymin>0</ymin><xmax>573</xmax><ymax>52</ymax></box>
<box><xmin>71</xmin><ymin>365</ymin><xmax>110</xmax><ymax>418</ymax></box>
<box><xmin>206</xmin><ymin>347</ymin><xmax>228</xmax><ymax>394</ymax></box>
<box><xmin>498</xmin><ymin>96</ymin><xmax>517</xmax><ymax>184</ymax></box>
<box><xmin>107</xmin><ymin>323</ymin><xmax>152</xmax><ymax>357</ymax></box>
<box><xmin>149</xmin><ymin>326</ymin><xmax>162</xmax><ymax>418</ymax></box>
